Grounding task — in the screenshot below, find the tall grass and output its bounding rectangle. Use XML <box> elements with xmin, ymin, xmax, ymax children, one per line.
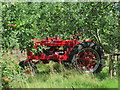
<box><xmin>9</xmin><ymin>62</ymin><xmax>118</xmax><ymax>88</ymax></box>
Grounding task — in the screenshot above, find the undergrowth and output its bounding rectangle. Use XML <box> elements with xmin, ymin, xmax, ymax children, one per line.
<box><xmin>1</xmin><ymin>52</ymin><xmax>118</xmax><ymax>89</ymax></box>
<box><xmin>5</xmin><ymin>61</ymin><xmax>118</xmax><ymax>88</ymax></box>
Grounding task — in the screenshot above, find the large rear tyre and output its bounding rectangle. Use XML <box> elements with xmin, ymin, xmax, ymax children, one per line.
<box><xmin>69</xmin><ymin>42</ymin><xmax>104</xmax><ymax>73</ymax></box>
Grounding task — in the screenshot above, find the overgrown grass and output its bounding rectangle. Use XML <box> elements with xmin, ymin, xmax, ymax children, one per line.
<box><xmin>9</xmin><ymin>62</ymin><xmax>118</xmax><ymax>88</ymax></box>
<box><xmin>1</xmin><ymin>52</ymin><xmax>118</xmax><ymax>88</ymax></box>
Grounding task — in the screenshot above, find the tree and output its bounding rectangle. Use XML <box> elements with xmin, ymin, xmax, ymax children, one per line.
<box><xmin>1</xmin><ymin>2</ymin><xmax>119</xmax><ymax>53</ymax></box>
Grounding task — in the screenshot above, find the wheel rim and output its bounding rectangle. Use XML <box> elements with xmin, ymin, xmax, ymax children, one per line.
<box><xmin>19</xmin><ymin>61</ymin><xmax>37</xmax><ymax>73</ymax></box>
<box><xmin>75</xmin><ymin>48</ymin><xmax>100</xmax><ymax>72</ymax></box>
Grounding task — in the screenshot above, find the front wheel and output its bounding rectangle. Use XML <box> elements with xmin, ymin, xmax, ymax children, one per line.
<box><xmin>19</xmin><ymin>60</ymin><xmax>38</xmax><ymax>73</ymax></box>
<box><xmin>70</xmin><ymin>42</ymin><xmax>104</xmax><ymax>73</ymax></box>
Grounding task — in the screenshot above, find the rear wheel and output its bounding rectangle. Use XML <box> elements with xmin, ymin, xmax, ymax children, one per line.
<box><xmin>70</xmin><ymin>42</ymin><xmax>104</xmax><ymax>73</ymax></box>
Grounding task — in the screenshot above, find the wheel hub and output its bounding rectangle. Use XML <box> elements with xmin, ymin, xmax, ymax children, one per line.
<box><xmin>76</xmin><ymin>48</ymin><xmax>100</xmax><ymax>72</ymax></box>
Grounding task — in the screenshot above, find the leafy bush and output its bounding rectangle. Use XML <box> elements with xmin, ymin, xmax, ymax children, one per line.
<box><xmin>1</xmin><ymin>2</ymin><xmax>119</xmax><ymax>52</ymax></box>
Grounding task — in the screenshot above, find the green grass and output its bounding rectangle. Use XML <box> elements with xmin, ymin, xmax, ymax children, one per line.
<box><xmin>9</xmin><ymin>62</ymin><xmax>118</xmax><ymax>88</ymax></box>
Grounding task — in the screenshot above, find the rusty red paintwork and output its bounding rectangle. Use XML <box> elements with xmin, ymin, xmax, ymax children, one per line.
<box><xmin>26</xmin><ymin>36</ymin><xmax>92</xmax><ymax>62</ymax></box>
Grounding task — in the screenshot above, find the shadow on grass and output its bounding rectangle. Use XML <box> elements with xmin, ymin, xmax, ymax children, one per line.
<box><xmin>94</xmin><ymin>72</ymin><xmax>108</xmax><ymax>80</ymax></box>
<box><xmin>94</xmin><ymin>67</ymin><xmax>109</xmax><ymax>80</ymax></box>
<box><xmin>35</xmin><ymin>63</ymin><xmax>110</xmax><ymax>81</ymax></box>
<box><xmin>36</xmin><ymin>70</ymin><xmax>51</xmax><ymax>75</ymax></box>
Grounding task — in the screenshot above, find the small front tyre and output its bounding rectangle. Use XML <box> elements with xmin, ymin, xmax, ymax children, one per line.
<box><xmin>19</xmin><ymin>60</ymin><xmax>38</xmax><ymax>73</ymax></box>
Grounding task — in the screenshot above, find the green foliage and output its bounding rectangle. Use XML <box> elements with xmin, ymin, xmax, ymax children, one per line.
<box><xmin>1</xmin><ymin>52</ymin><xmax>118</xmax><ymax>88</ymax></box>
<box><xmin>8</xmin><ymin>63</ymin><xmax>118</xmax><ymax>88</ymax></box>
<box><xmin>1</xmin><ymin>2</ymin><xmax>119</xmax><ymax>88</ymax></box>
<box><xmin>31</xmin><ymin>46</ymin><xmax>48</xmax><ymax>54</ymax></box>
<box><xmin>1</xmin><ymin>58</ymin><xmax>22</xmax><ymax>79</ymax></box>
<box><xmin>1</xmin><ymin>2</ymin><xmax>119</xmax><ymax>52</ymax></box>
<box><xmin>0</xmin><ymin>57</ymin><xmax>23</xmax><ymax>88</ymax></box>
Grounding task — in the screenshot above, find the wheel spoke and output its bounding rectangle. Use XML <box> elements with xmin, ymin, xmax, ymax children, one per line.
<box><xmin>75</xmin><ymin>48</ymin><xmax>100</xmax><ymax>72</ymax></box>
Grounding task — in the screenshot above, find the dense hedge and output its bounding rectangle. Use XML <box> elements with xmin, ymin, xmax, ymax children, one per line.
<box><xmin>1</xmin><ymin>2</ymin><xmax>119</xmax><ymax>52</ymax></box>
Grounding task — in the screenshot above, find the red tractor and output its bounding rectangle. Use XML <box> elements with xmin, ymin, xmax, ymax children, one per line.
<box><xmin>19</xmin><ymin>34</ymin><xmax>105</xmax><ymax>73</ymax></box>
